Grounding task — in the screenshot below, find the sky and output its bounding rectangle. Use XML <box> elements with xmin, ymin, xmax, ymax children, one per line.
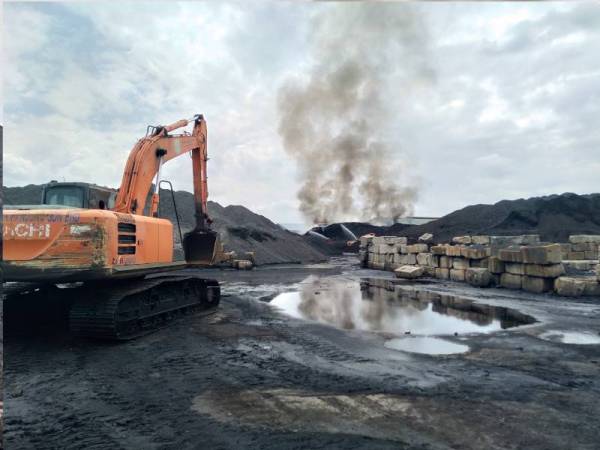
<box><xmin>2</xmin><ymin>1</ymin><xmax>600</xmax><ymax>227</ymax></box>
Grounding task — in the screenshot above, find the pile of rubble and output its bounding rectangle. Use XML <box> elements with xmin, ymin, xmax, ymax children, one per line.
<box><xmin>359</xmin><ymin>234</ymin><xmax>600</xmax><ymax>297</ymax></box>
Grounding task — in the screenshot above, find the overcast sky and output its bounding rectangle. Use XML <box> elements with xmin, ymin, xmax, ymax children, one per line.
<box><xmin>3</xmin><ymin>2</ymin><xmax>599</xmax><ymax>226</ymax></box>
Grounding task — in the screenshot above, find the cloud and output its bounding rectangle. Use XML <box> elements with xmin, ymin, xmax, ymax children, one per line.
<box><xmin>3</xmin><ymin>2</ymin><xmax>599</xmax><ymax>224</ymax></box>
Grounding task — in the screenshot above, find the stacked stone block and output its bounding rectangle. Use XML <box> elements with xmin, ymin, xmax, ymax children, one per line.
<box><xmin>564</xmin><ymin>235</ymin><xmax>600</xmax><ymax>260</ymax></box>
<box><xmin>496</xmin><ymin>244</ymin><xmax>564</xmax><ymax>293</ymax></box>
<box><xmin>359</xmin><ymin>233</ymin><xmax>599</xmax><ymax>298</ymax></box>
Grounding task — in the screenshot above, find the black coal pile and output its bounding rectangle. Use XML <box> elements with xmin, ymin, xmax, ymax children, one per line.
<box><xmin>3</xmin><ymin>184</ymin><xmax>328</xmax><ymax>266</ymax></box>
<box><xmin>326</xmin><ymin>193</ymin><xmax>600</xmax><ymax>243</ymax></box>
<box><xmin>159</xmin><ymin>190</ymin><xmax>327</xmax><ymax>265</ymax></box>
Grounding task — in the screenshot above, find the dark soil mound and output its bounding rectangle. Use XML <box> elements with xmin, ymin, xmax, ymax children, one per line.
<box><xmin>406</xmin><ymin>193</ymin><xmax>600</xmax><ymax>243</ymax></box>
<box><xmin>341</xmin><ymin>193</ymin><xmax>600</xmax><ymax>243</ymax></box>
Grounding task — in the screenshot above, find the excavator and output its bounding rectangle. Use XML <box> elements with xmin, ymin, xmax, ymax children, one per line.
<box><xmin>2</xmin><ymin>115</ymin><xmax>222</xmax><ymax>339</ymax></box>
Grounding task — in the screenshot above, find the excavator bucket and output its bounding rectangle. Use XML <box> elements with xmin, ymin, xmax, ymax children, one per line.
<box><xmin>182</xmin><ymin>229</ymin><xmax>219</xmax><ymax>266</ymax></box>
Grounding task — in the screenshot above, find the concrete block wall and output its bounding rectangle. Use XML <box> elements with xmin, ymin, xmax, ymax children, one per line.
<box><xmin>359</xmin><ymin>234</ymin><xmax>600</xmax><ymax>298</ymax></box>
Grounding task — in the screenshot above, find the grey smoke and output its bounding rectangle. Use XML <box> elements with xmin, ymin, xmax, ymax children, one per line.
<box><xmin>277</xmin><ymin>3</ymin><xmax>434</xmax><ymax>224</ymax></box>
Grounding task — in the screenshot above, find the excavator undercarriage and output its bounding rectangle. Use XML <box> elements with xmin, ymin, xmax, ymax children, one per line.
<box><xmin>69</xmin><ymin>275</ymin><xmax>220</xmax><ymax>340</ymax></box>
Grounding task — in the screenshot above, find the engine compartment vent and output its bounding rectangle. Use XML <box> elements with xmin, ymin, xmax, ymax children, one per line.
<box><xmin>118</xmin><ymin>222</ymin><xmax>136</xmax><ymax>255</ymax></box>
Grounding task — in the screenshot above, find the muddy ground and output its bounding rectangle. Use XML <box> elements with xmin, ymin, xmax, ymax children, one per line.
<box><xmin>3</xmin><ymin>257</ymin><xmax>600</xmax><ymax>449</ymax></box>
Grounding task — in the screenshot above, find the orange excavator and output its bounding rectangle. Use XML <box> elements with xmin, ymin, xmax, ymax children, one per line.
<box><xmin>2</xmin><ymin>115</ymin><xmax>221</xmax><ymax>339</ymax></box>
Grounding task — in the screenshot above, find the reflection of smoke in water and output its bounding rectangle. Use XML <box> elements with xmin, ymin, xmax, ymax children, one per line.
<box><xmin>277</xmin><ymin>3</ymin><xmax>435</xmax><ymax>224</ymax></box>
<box><xmin>269</xmin><ymin>277</ymin><xmax>529</xmax><ymax>336</ymax></box>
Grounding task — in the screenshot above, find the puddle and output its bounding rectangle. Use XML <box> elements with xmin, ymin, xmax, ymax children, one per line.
<box><xmin>384</xmin><ymin>337</ymin><xmax>469</xmax><ymax>355</ymax></box>
<box><xmin>270</xmin><ymin>276</ymin><xmax>534</xmax><ymax>337</ymax></box>
<box><xmin>539</xmin><ymin>330</ymin><xmax>600</xmax><ymax>345</ymax></box>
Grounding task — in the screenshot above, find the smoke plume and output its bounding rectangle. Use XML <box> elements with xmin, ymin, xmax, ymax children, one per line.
<box><xmin>277</xmin><ymin>3</ymin><xmax>434</xmax><ymax>224</ymax></box>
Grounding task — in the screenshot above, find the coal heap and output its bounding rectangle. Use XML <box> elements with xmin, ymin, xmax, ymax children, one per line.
<box><xmin>329</xmin><ymin>193</ymin><xmax>600</xmax><ymax>243</ymax></box>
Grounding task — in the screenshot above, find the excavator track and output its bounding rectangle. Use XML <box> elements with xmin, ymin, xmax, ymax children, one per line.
<box><xmin>69</xmin><ymin>275</ymin><xmax>220</xmax><ymax>340</ymax></box>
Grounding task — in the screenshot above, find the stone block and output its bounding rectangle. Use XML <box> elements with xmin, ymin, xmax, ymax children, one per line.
<box><xmin>488</xmin><ymin>256</ymin><xmax>505</xmax><ymax>274</ymax></box>
<box><xmin>452</xmin><ymin>236</ymin><xmax>472</xmax><ymax>245</ymax></box>
<box><xmin>584</xmin><ymin>250</ymin><xmax>598</xmax><ymax>260</ymax></box>
<box><xmin>359</xmin><ymin>234</ymin><xmax>375</xmax><ymax>248</ymax></box>
<box><xmin>439</xmin><ymin>256</ymin><xmax>451</xmax><ymax>269</ymax></box>
<box><xmin>430</xmin><ymin>245</ymin><xmax>447</xmax><ymax>255</ymax></box>
<box><xmin>584</xmin><ymin>278</ymin><xmax>600</xmax><ymax>296</ymax></box>
<box><xmin>450</xmin><ymin>268</ymin><xmax>466</xmax><ymax>282</ymax></box>
<box><xmin>562</xmin><ymin>260</ymin><xmax>598</xmax><ymax>272</ymax></box>
<box><xmin>423</xmin><ymin>266</ymin><xmax>436</xmax><ymax>277</ymax></box>
<box><xmin>472</xmin><ymin>235</ymin><xmax>490</xmax><ymax>245</ymax></box>
<box><xmin>435</xmin><ymin>268</ymin><xmax>450</xmax><ymax>280</ymax></box>
<box><xmin>465</xmin><ymin>268</ymin><xmax>492</xmax><ymax>287</ymax></box>
<box><xmin>233</xmin><ymin>259</ymin><xmax>254</xmax><ymax>270</ymax></box>
<box><xmin>470</xmin><ymin>258</ymin><xmax>489</xmax><ymax>269</ymax></box>
<box><xmin>554</xmin><ymin>276</ymin><xmax>600</xmax><ymax>297</ymax></box>
<box><xmin>522</xmin><ymin>276</ymin><xmax>554</xmax><ymax>293</ymax></box>
<box><xmin>521</xmin><ymin>244</ymin><xmax>562</xmax><ymax>264</ymax></box>
<box><xmin>406</xmin><ymin>243</ymin><xmax>429</xmax><ymax>254</ymax></box>
<box><xmin>446</xmin><ymin>246</ymin><xmax>463</xmax><ymax>257</ymax></box>
<box><xmin>461</xmin><ymin>245</ymin><xmax>489</xmax><ymax>260</ymax></box>
<box><xmin>568</xmin><ymin>235</ymin><xmax>600</xmax><ymax>244</ymax></box>
<box><xmin>416</xmin><ymin>252</ymin><xmax>433</xmax><ymax>266</ymax></box>
<box><xmin>498</xmin><ymin>247</ymin><xmax>523</xmax><ymax>263</ymax></box>
<box><xmin>558</xmin><ymin>243</ymin><xmax>571</xmax><ymax>260</ymax></box>
<box><xmin>567</xmin><ymin>251</ymin><xmax>585</xmax><ymax>260</ymax></box>
<box><xmin>396</xmin><ymin>253</ymin><xmax>416</xmax><ymax>265</ymax></box>
<box><xmin>418</xmin><ymin>233</ymin><xmax>434</xmax><ymax>243</ymax></box>
<box><xmin>381</xmin><ymin>236</ymin><xmax>405</xmax><ymax>245</ymax></box>
<box><xmin>431</xmin><ymin>255</ymin><xmax>440</xmax><ymax>268</ymax></box>
<box><xmin>394</xmin><ymin>265</ymin><xmax>425</xmax><ymax>279</ymax></box>
<box><xmin>452</xmin><ymin>257</ymin><xmax>469</xmax><ymax>270</ymax></box>
<box><xmin>505</xmin><ymin>263</ymin><xmax>525</xmax><ymax>275</ymax></box>
<box><xmin>524</xmin><ymin>263</ymin><xmax>565</xmax><ymax>278</ymax></box>
<box><xmin>371</xmin><ymin>262</ymin><xmax>385</xmax><ymax>271</ymax></box>
<box><xmin>490</xmin><ymin>235</ymin><xmax>540</xmax><ymax>247</ymax></box>
<box><xmin>500</xmin><ymin>273</ymin><xmax>522</xmax><ymax>290</ymax></box>
<box><xmin>398</xmin><ymin>244</ymin><xmax>408</xmax><ymax>254</ymax></box>
<box><xmin>571</xmin><ymin>242</ymin><xmax>596</xmax><ymax>252</ymax></box>
<box><xmin>371</xmin><ymin>236</ymin><xmax>385</xmax><ymax>245</ymax></box>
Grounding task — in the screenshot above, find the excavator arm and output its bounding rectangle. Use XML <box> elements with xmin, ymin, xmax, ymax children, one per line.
<box><xmin>114</xmin><ymin>114</ymin><xmax>217</xmax><ymax>264</ymax></box>
<box><xmin>114</xmin><ymin>115</ymin><xmax>209</xmax><ymax>225</ymax></box>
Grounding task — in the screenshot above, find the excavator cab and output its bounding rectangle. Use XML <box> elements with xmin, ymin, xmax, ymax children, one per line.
<box><xmin>42</xmin><ymin>181</ymin><xmax>116</xmax><ymax>210</ymax></box>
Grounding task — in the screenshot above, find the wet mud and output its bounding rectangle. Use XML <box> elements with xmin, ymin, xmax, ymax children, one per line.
<box><xmin>3</xmin><ymin>258</ymin><xmax>600</xmax><ymax>449</ymax></box>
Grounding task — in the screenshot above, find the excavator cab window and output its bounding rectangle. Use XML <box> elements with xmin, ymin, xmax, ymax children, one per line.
<box><xmin>44</xmin><ymin>186</ymin><xmax>85</xmax><ymax>208</ymax></box>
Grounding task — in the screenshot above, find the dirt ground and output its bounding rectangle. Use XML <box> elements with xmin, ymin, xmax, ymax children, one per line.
<box><xmin>3</xmin><ymin>257</ymin><xmax>600</xmax><ymax>449</ymax></box>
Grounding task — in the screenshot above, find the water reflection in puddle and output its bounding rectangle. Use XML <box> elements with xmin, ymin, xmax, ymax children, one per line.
<box><xmin>270</xmin><ymin>276</ymin><xmax>535</xmax><ymax>355</ymax></box>
<box><xmin>385</xmin><ymin>337</ymin><xmax>469</xmax><ymax>355</ymax></box>
<box><xmin>539</xmin><ymin>330</ymin><xmax>600</xmax><ymax>345</ymax></box>
<box><xmin>271</xmin><ymin>277</ymin><xmax>533</xmax><ymax>336</ymax></box>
